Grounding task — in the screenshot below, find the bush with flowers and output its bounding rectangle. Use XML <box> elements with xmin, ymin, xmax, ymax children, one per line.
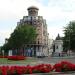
<box><xmin>0</xmin><ymin>55</ymin><xmax>26</xmax><ymax>60</ymax></box>
<box><xmin>0</xmin><ymin>61</ymin><xmax>75</xmax><ymax>75</ymax></box>
<box><xmin>53</xmin><ymin>61</ymin><xmax>75</xmax><ymax>72</ymax></box>
<box><xmin>7</xmin><ymin>56</ymin><xmax>26</xmax><ymax>60</ymax></box>
<box><xmin>0</xmin><ymin>56</ymin><xmax>8</xmax><ymax>58</ymax></box>
<box><xmin>0</xmin><ymin>64</ymin><xmax>52</xmax><ymax>75</ymax></box>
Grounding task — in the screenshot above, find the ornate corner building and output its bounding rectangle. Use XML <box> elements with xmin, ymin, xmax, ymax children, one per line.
<box><xmin>17</xmin><ymin>6</ymin><xmax>49</xmax><ymax>57</ymax></box>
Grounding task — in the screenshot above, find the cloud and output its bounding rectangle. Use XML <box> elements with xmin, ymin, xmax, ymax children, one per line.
<box><xmin>44</xmin><ymin>0</ymin><xmax>75</xmax><ymax>39</ymax></box>
<box><xmin>0</xmin><ymin>0</ymin><xmax>75</xmax><ymax>45</ymax></box>
<box><xmin>0</xmin><ymin>30</ymin><xmax>12</xmax><ymax>45</ymax></box>
<box><xmin>0</xmin><ymin>0</ymin><xmax>43</xmax><ymax>45</ymax></box>
<box><xmin>47</xmin><ymin>0</ymin><xmax>75</xmax><ymax>20</ymax></box>
<box><xmin>48</xmin><ymin>26</ymin><xmax>64</xmax><ymax>39</ymax></box>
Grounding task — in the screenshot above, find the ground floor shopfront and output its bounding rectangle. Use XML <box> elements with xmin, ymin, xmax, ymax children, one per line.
<box><xmin>8</xmin><ymin>44</ymin><xmax>49</xmax><ymax>57</ymax></box>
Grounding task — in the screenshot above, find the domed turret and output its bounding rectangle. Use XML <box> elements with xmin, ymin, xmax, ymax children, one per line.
<box><xmin>27</xmin><ymin>6</ymin><xmax>39</xmax><ymax>16</ymax></box>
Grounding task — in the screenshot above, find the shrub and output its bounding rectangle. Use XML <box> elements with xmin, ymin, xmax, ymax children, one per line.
<box><xmin>0</xmin><ymin>56</ymin><xmax>8</xmax><ymax>58</ymax></box>
<box><xmin>8</xmin><ymin>56</ymin><xmax>26</xmax><ymax>60</ymax></box>
<box><xmin>53</xmin><ymin>61</ymin><xmax>75</xmax><ymax>72</ymax></box>
<box><xmin>0</xmin><ymin>64</ymin><xmax>52</xmax><ymax>75</ymax></box>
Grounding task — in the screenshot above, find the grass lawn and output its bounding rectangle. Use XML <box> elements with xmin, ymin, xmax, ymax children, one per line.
<box><xmin>0</xmin><ymin>57</ymin><xmax>38</xmax><ymax>65</ymax></box>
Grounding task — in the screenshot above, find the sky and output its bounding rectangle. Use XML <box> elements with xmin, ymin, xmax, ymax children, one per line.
<box><xmin>0</xmin><ymin>0</ymin><xmax>75</xmax><ymax>46</ymax></box>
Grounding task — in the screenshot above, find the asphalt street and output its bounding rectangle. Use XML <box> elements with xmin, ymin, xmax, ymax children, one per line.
<box><xmin>36</xmin><ymin>56</ymin><xmax>75</xmax><ymax>65</ymax></box>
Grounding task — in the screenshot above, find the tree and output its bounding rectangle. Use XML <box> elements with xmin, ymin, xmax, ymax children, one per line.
<box><xmin>2</xmin><ymin>24</ymin><xmax>37</xmax><ymax>50</ymax></box>
<box><xmin>63</xmin><ymin>21</ymin><xmax>75</xmax><ymax>52</ymax></box>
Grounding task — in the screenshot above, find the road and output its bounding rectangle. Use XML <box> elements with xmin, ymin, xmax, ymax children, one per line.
<box><xmin>35</xmin><ymin>57</ymin><xmax>75</xmax><ymax>75</ymax></box>
<box><xmin>36</xmin><ymin>56</ymin><xmax>75</xmax><ymax>64</ymax></box>
<box><xmin>0</xmin><ymin>57</ymin><xmax>75</xmax><ymax>75</ymax></box>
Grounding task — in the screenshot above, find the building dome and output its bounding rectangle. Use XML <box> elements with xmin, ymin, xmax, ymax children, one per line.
<box><xmin>27</xmin><ymin>6</ymin><xmax>39</xmax><ymax>10</ymax></box>
<box><xmin>27</xmin><ymin>6</ymin><xmax>39</xmax><ymax>16</ymax></box>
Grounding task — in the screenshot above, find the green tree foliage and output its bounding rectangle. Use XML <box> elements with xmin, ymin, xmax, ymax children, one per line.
<box><xmin>2</xmin><ymin>24</ymin><xmax>37</xmax><ymax>50</ymax></box>
<box><xmin>63</xmin><ymin>21</ymin><xmax>75</xmax><ymax>52</ymax></box>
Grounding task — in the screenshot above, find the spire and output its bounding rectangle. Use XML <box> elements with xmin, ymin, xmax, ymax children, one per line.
<box><xmin>56</xmin><ymin>34</ymin><xmax>61</xmax><ymax>40</ymax></box>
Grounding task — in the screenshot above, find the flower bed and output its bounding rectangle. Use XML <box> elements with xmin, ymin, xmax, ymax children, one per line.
<box><xmin>0</xmin><ymin>61</ymin><xmax>75</xmax><ymax>75</ymax></box>
<box><xmin>0</xmin><ymin>64</ymin><xmax>52</xmax><ymax>75</ymax></box>
<box><xmin>0</xmin><ymin>56</ymin><xmax>26</xmax><ymax>60</ymax></box>
<box><xmin>0</xmin><ymin>56</ymin><xmax>8</xmax><ymax>58</ymax></box>
<box><xmin>7</xmin><ymin>56</ymin><xmax>26</xmax><ymax>60</ymax></box>
<box><xmin>53</xmin><ymin>61</ymin><xmax>75</xmax><ymax>72</ymax></box>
